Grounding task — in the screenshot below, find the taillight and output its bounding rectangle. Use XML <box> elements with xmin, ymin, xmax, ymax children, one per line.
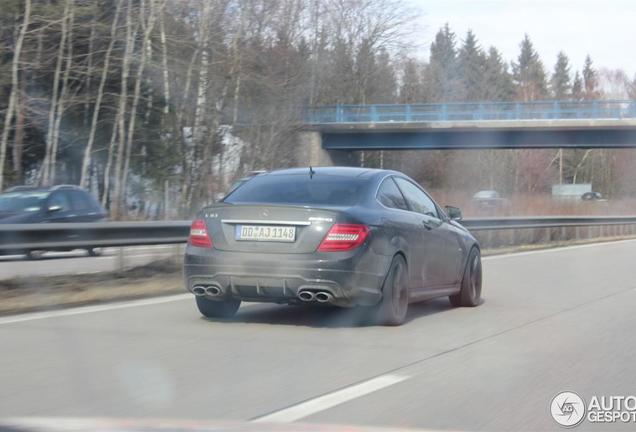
<box><xmin>317</xmin><ymin>224</ymin><xmax>369</xmax><ymax>252</ymax></box>
<box><xmin>189</xmin><ymin>219</ymin><xmax>212</xmax><ymax>248</ymax></box>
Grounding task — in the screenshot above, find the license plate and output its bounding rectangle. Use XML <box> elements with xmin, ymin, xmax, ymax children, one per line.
<box><xmin>235</xmin><ymin>225</ymin><xmax>296</xmax><ymax>242</ymax></box>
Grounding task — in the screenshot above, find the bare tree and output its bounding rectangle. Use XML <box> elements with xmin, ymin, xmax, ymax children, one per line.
<box><xmin>80</xmin><ymin>0</ymin><xmax>123</xmax><ymax>188</ymax></box>
<box><xmin>0</xmin><ymin>0</ymin><xmax>31</xmax><ymax>191</ymax></box>
<box><xmin>109</xmin><ymin>0</ymin><xmax>138</xmax><ymax>217</ymax></box>
<box><xmin>120</xmin><ymin>0</ymin><xmax>160</xmax><ymax>212</ymax></box>
<box><xmin>49</xmin><ymin>0</ymin><xmax>76</xmax><ymax>185</ymax></box>
<box><xmin>158</xmin><ymin>4</ymin><xmax>171</xmax><ymax>116</ymax></box>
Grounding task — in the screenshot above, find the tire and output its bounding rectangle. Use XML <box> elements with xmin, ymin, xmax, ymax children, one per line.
<box><xmin>375</xmin><ymin>255</ymin><xmax>409</xmax><ymax>326</ymax></box>
<box><xmin>450</xmin><ymin>247</ymin><xmax>482</xmax><ymax>307</ymax></box>
<box><xmin>195</xmin><ymin>295</ymin><xmax>241</xmax><ymax>319</ymax></box>
<box><xmin>87</xmin><ymin>248</ymin><xmax>102</xmax><ymax>257</ymax></box>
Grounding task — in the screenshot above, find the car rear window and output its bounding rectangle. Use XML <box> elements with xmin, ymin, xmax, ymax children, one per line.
<box><xmin>223</xmin><ymin>174</ymin><xmax>367</xmax><ymax>206</ymax></box>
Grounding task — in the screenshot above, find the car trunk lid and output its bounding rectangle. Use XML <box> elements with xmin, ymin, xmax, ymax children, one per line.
<box><xmin>203</xmin><ymin>204</ymin><xmax>343</xmax><ymax>253</ymax></box>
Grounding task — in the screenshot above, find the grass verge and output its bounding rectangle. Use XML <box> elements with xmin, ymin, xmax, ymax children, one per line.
<box><xmin>0</xmin><ymin>259</ymin><xmax>183</xmax><ymax>316</ymax></box>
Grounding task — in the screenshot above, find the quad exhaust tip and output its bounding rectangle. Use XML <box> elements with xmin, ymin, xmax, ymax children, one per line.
<box><xmin>298</xmin><ymin>289</ymin><xmax>333</xmax><ymax>303</ymax></box>
<box><xmin>205</xmin><ymin>285</ymin><xmax>222</xmax><ymax>296</ymax></box>
<box><xmin>192</xmin><ymin>284</ymin><xmax>223</xmax><ymax>297</ymax></box>
<box><xmin>315</xmin><ymin>292</ymin><xmax>333</xmax><ymax>303</ymax></box>
<box><xmin>192</xmin><ymin>285</ymin><xmax>206</xmax><ymax>296</ymax></box>
<box><xmin>298</xmin><ymin>290</ymin><xmax>315</xmax><ymax>302</ymax></box>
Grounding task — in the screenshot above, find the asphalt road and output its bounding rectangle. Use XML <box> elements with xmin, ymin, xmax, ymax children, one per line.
<box><xmin>2</xmin><ymin>239</ymin><xmax>636</xmax><ymax>431</ymax></box>
<box><xmin>0</xmin><ymin>245</ymin><xmax>182</xmax><ymax>279</ymax></box>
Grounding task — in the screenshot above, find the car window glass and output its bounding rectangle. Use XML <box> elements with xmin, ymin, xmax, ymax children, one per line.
<box><xmin>48</xmin><ymin>192</ymin><xmax>71</xmax><ymax>211</ymax></box>
<box><xmin>377</xmin><ymin>177</ymin><xmax>408</xmax><ymax>210</ymax></box>
<box><xmin>0</xmin><ymin>192</ymin><xmax>48</xmax><ymax>212</ymax></box>
<box><xmin>224</xmin><ymin>174</ymin><xmax>366</xmax><ymax>206</ymax></box>
<box><xmin>69</xmin><ymin>190</ymin><xmax>91</xmax><ymax>211</ymax></box>
<box><xmin>394</xmin><ymin>178</ymin><xmax>439</xmax><ymax>218</ymax></box>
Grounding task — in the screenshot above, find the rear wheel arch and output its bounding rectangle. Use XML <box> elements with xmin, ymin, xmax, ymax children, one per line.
<box><xmin>463</xmin><ymin>245</ymin><xmax>480</xmax><ymax>271</ymax></box>
<box><xmin>450</xmin><ymin>246</ymin><xmax>482</xmax><ymax>307</ymax></box>
<box><xmin>394</xmin><ymin>251</ymin><xmax>407</xmax><ymax>270</ymax></box>
<box><xmin>375</xmin><ymin>253</ymin><xmax>409</xmax><ymax>325</ymax></box>
<box><xmin>462</xmin><ymin>242</ymin><xmax>480</xmax><ymax>270</ymax></box>
<box><xmin>379</xmin><ymin>251</ymin><xmax>407</xmax><ymax>294</ymax></box>
<box><xmin>387</xmin><ymin>233</ymin><xmax>411</xmax><ymax>271</ymax></box>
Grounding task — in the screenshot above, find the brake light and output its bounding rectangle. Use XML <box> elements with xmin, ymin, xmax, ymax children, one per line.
<box><xmin>317</xmin><ymin>224</ymin><xmax>369</xmax><ymax>252</ymax></box>
<box><xmin>189</xmin><ymin>219</ymin><xmax>212</xmax><ymax>248</ymax></box>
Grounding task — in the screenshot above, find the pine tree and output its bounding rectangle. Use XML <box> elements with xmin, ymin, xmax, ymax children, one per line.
<box><xmin>582</xmin><ymin>55</ymin><xmax>600</xmax><ymax>100</ymax></box>
<box><xmin>427</xmin><ymin>23</ymin><xmax>459</xmax><ymax>102</ymax></box>
<box><xmin>367</xmin><ymin>48</ymin><xmax>397</xmax><ymax>103</ymax></box>
<box><xmin>483</xmin><ymin>46</ymin><xmax>514</xmax><ymax>101</ymax></box>
<box><xmin>550</xmin><ymin>51</ymin><xmax>571</xmax><ymax>99</ymax></box>
<box><xmin>457</xmin><ymin>30</ymin><xmax>487</xmax><ymax>101</ymax></box>
<box><xmin>512</xmin><ymin>34</ymin><xmax>548</xmax><ymax>101</ymax></box>
<box><xmin>572</xmin><ymin>71</ymin><xmax>584</xmax><ymax>100</ymax></box>
<box><xmin>399</xmin><ymin>58</ymin><xmax>426</xmax><ymax>103</ymax></box>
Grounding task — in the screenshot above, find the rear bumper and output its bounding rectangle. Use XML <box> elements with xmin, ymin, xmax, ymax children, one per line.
<box><xmin>183</xmin><ymin>246</ymin><xmax>390</xmax><ymax>307</ymax></box>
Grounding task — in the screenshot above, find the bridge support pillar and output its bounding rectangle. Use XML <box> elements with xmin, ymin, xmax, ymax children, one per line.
<box><xmin>297</xmin><ymin>131</ymin><xmax>358</xmax><ymax>167</ymax></box>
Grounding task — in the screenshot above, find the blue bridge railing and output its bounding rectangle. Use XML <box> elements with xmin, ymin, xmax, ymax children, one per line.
<box><xmin>304</xmin><ymin>100</ymin><xmax>636</xmax><ymax>124</ymax></box>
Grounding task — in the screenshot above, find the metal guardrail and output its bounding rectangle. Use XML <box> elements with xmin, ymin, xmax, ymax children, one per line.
<box><xmin>0</xmin><ymin>221</ymin><xmax>191</xmax><ymax>253</ymax></box>
<box><xmin>1</xmin><ymin>217</ymin><xmax>636</xmax><ymax>253</ymax></box>
<box><xmin>305</xmin><ymin>100</ymin><xmax>636</xmax><ymax>124</ymax></box>
<box><xmin>461</xmin><ymin>216</ymin><xmax>636</xmax><ymax>231</ymax></box>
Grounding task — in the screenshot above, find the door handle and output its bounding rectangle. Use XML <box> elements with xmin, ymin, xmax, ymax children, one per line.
<box><xmin>422</xmin><ymin>220</ymin><xmax>433</xmax><ymax>230</ymax></box>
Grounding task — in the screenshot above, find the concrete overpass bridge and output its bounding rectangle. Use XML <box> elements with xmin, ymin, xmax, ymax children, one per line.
<box><xmin>297</xmin><ymin>100</ymin><xmax>636</xmax><ymax>165</ymax></box>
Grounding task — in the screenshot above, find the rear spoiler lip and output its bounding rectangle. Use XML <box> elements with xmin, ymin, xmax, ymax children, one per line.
<box><xmin>220</xmin><ymin>219</ymin><xmax>312</xmax><ymax>226</ymax></box>
<box><xmin>204</xmin><ymin>202</ymin><xmax>355</xmax><ymax>212</ymax></box>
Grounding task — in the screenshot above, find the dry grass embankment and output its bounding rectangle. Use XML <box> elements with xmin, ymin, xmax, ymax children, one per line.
<box><xmin>0</xmin><ymin>259</ymin><xmax>183</xmax><ymax>316</ymax></box>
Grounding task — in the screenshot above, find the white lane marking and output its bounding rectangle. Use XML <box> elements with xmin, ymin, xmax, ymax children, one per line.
<box><xmin>252</xmin><ymin>374</ymin><xmax>409</xmax><ymax>423</ymax></box>
<box><xmin>0</xmin><ymin>297</ymin><xmax>262</xmax><ymax>326</ymax></box>
<box><xmin>3</xmin><ymin>417</ymin><xmax>443</xmax><ymax>432</ymax></box>
<box><xmin>482</xmin><ymin>238</ymin><xmax>636</xmax><ymax>261</ymax></box>
<box><xmin>0</xmin><ymin>294</ymin><xmax>192</xmax><ymax>325</ymax></box>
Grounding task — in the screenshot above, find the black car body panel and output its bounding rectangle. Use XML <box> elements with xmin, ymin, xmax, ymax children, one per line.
<box><xmin>0</xmin><ymin>185</ymin><xmax>107</xmax><ymax>255</ymax></box>
<box><xmin>184</xmin><ymin>167</ymin><xmax>479</xmax><ymax>308</ymax></box>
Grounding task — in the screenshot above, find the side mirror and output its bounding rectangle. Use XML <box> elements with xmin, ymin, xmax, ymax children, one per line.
<box><xmin>445</xmin><ymin>205</ymin><xmax>462</xmax><ymax>221</ymax></box>
<box><xmin>47</xmin><ymin>205</ymin><xmax>62</xmax><ymax>213</ymax></box>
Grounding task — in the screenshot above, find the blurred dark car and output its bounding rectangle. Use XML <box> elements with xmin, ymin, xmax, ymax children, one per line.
<box><xmin>0</xmin><ymin>185</ymin><xmax>107</xmax><ymax>258</ymax></box>
<box><xmin>581</xmin><ymin>191</ymin><xmax>604</xmax><ymax>201</ymax></box>
<box><xmin>472</xmin><ymin>190</ymin><xmax>509</xmax><ymax>212</ymax></box>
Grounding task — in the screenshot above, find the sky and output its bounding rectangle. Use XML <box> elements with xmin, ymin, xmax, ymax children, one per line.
<box><xmin>411</xmin><ymin>0</ymin><xmax>636</xmax><ymax>77</ymax></box>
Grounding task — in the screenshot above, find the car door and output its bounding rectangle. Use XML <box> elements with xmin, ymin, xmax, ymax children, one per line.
<box><xmin>434</xmin><ymin>209</ymin><xmax>466</xmax><ymax>285</ymax></box>
<box><xmin>376</xmin><ymin>176</ymin><xmax>421</xmax><ymax>290</ymax></box>
<box><xmin>43</xmin><ymin>191</ymin><xmax>75</xmax><ymax>222</ymax></box>
<box><xmin>68</xmin><ymin>190</ymin><xmax>104</xmax><ymax>222</ymax></box>
<box><xmin>393</xmin><ymin>177</ymin><xmax>459</xmax><ymax>288</ymax></box>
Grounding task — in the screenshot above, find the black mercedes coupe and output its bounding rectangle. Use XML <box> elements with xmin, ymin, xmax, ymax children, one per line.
<box><xmin>184</xmin><ymin>167</ymin><xmax>482</xmax><ymax>325</ymax></box>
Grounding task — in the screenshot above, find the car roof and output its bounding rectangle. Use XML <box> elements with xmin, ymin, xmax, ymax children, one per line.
<box><xmin>4</xmin><ymin>184</ymin><xmax>86</xmax><ymax>193</ymax></box>
<box><xmin>266</xmin><ymin>166</ymin><xmax>394</xmax><ymax>179</ymax></box>
<box><xmin>4</xmin><ymin>186</ymin><xmax>47</xmax><ymax>192</ymax></box>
